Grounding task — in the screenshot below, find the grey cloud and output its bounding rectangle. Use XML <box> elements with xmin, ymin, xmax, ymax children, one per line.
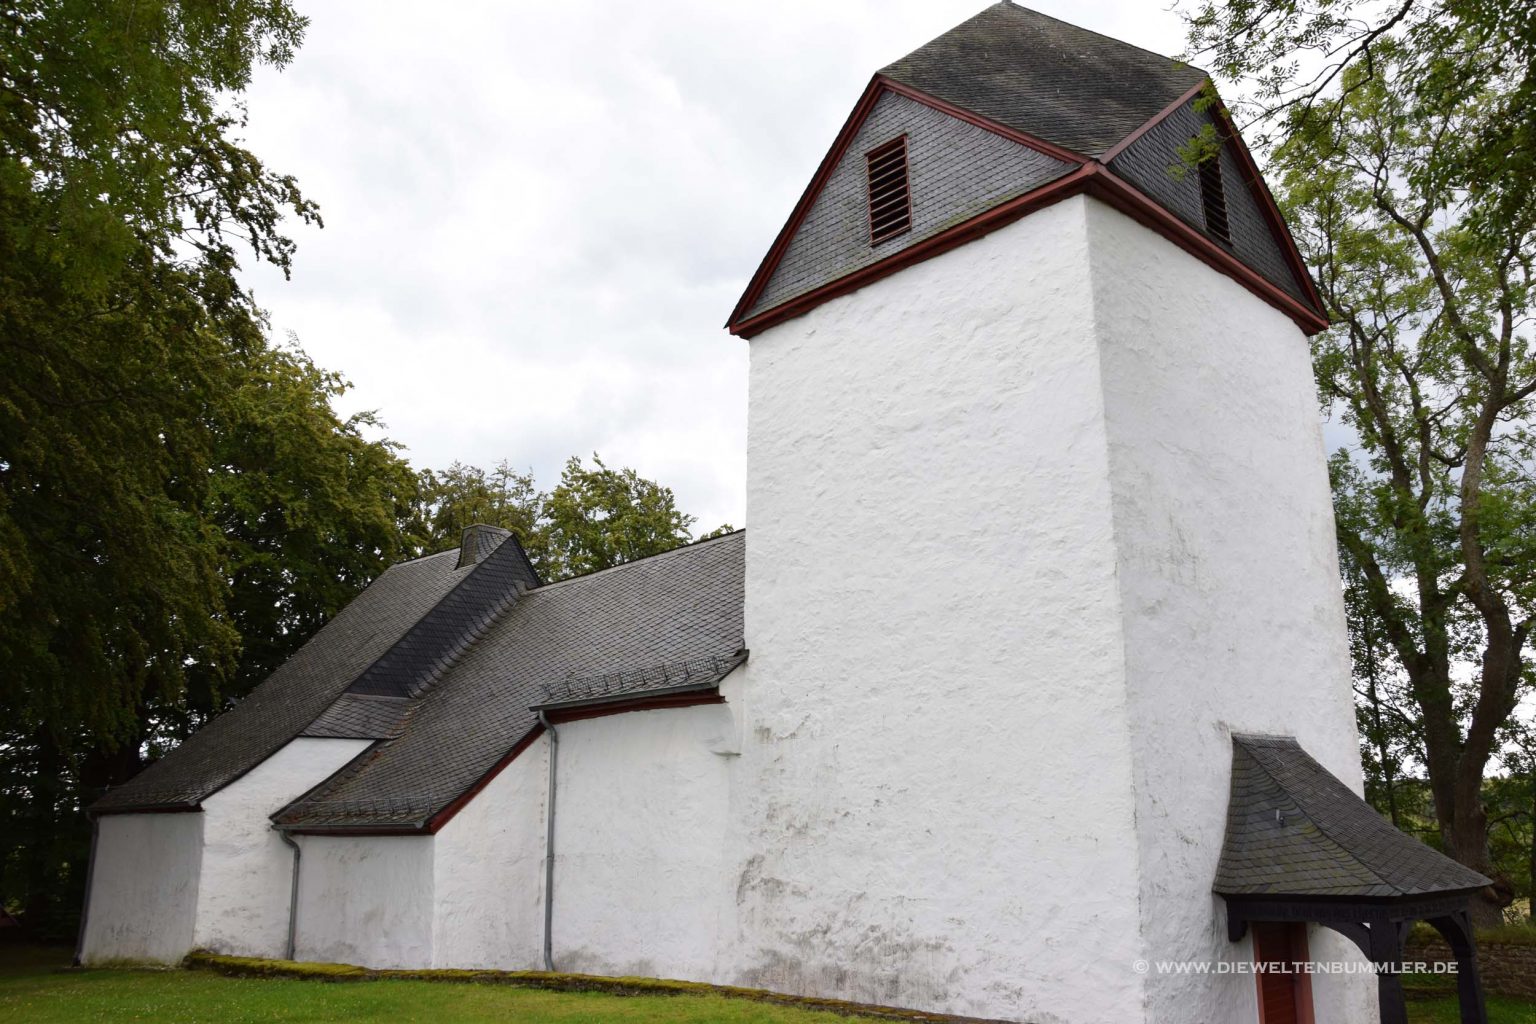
<box><xmin>239</xmin><ymin>1</ymin><xmax>1189</xmax><ymax>532</ymax></box>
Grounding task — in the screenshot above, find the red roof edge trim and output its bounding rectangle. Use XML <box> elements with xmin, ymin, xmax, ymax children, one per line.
<box><xmin>91</xmin><ymin>803</ymin><xmax>204</xmax><ymax>817</ymax></box>
<box><xmin>1100</xmin><ymin>77</ymin><xmax>1210</xmax><ymax>163</ymax></box>
<box><xmin>425</xmin><ymin>691</ymin><xmax>727</xmax><ymax>832</ymax></box>
<box><xmin>730</xmin><ymin>163</ymin><xmax>1328</xmax><ymax>339</ymax></box>
<box><xmin>875</xmin><ymin>76</ymin><xmax>1088</xmax><ymax>165</ymax></box>
<box><xmin>1088</xmin><ymin>168</ymin><xmax>1329</xmax><ymax>335</ymax></box>
<box><xmin>425</xmin><ymin>725</ymin><xmax>546</xmax><ymax>834</ymax></box>
<box><xmin>544</xmin><ymin>691</ymin><xmax>725</xmax><ymax>726</ymax></box>
<box><xmin>725</xmin><ymin>77</ymin><xmax>888</xmax><ymax>329</ymax></box>
<box><xmin>1204</xmin><ymin>100</ymin><xmax>1326</xmax><ymax>316</ymax></box>
<box><xmin>731</xmin><ymin>164</ymin><xmax>1094</xmax><ymax>337</ymax></box>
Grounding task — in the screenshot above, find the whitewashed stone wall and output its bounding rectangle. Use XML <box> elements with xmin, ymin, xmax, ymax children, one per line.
<box><xmin>293</xmin><ymin>835</ymin><xmax>434</xmax><ymax>968</ymax></box>
<box><xmin>432</xmin><ymin>741</ymin><xmax>546</xmax><ymax>969</ymax></box>
<box><xmin>732</xmin><ymin>197</ymin><xmax>1149</xmax><ymax>1021</ymax></box>
<box><xmin>551</xmin><ymin>703</ymin><xmax>736</xmax><ymax>980</ymax></box>
<box><xmin>1084</xmin><ymin>200</ymin><xmax>1375</xmax><ymax>1023</ymax></box>
<box><xmin>732</xmin><ymin>194</ymin><xmax>1372</xmax><ymax>1022</ymax></box>
<box><xmin>80</xmin><ymin>812</ymin><xmax>203</xmax><ymax>964</ymax></box>
<box><xmin>194</xmin><ymin>738</ymin><xmax>370</xmax><ymax>958</ymax></box>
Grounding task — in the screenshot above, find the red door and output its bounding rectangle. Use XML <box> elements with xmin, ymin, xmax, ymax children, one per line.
<box><xmin>1253</xmin><ymin>923</ymin><xmax>1315</xmax><ymax>1024</ymax></box>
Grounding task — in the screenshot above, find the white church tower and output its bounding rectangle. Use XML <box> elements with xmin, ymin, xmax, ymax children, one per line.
<box><xmin>80</xmin><ymin>5</ymin><xmax>1495</xmax><ymax>1023</ymax></box>
<box><xmin>724</xmin><ymin>5</ymin><xmax>1436</xmax><ymax>1022</ymax></box>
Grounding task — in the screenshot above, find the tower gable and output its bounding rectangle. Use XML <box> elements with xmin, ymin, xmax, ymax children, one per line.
<box><xmin>741</xmin><ymin>89</ymin><xmax>1075</xmax><ymax>324</ymax></box>
<box><xmin>727</xmin><ymin>2</ymin><xmax>1328</xmax><ymax>339</ymax></box>
<box><xmin>1107</xmin><ymin>97</ymin><xmax>1315</xmax><ymax>305</ymax></box>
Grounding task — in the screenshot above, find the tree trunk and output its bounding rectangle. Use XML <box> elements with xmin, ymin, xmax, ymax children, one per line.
<box><xmin>1528</xmin><ymin>768</ymin><xmax>1536</xmax><ymax>924</ymax></box>
<box><xmin>1412</xmin><ymin>661</ymin><xmax>1512</xmax><ymax>928</ymax></box>
<box><xmin>1447</xmin><ymin>798</ymin><xmax>1508</xmax><ymax>927</ymax></box>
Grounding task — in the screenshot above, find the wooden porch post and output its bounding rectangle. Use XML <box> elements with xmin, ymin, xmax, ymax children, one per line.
<box><xmin>1367</xmin><ymin>914</ymin><xmax>1408</xmax><ymax>1024</ymax></box>
<box><xmin>1427</xmin><ymin>911</ymin><xmax>1488</xmax><ymax>1024</ymax></box>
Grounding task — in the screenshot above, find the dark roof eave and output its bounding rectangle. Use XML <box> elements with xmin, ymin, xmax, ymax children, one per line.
<box><xmin>1218</xmin><ymin>886</ymin><xmax>1490</xmax><ymax>905</ymax></box>
<box><xmin>531</xmin><ymin>679</ymin><xmax>721</xmax><ymax>713</ymax></box>
<box><xmin>277</xmin><ymin>821</ymin><xmax>431</xmax><ymax>836</ymax></box>
<box><xmin>91</xmin><ymin>801</ymin><xmax>203</xmax><ymax>818</ymax></box>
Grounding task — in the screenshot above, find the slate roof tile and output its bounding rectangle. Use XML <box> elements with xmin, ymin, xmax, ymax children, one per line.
<box><xmin>879</xmin><ymin>3</ymin><xmax>1206</xmax><ymax>158</ymax></box>
<box><xmin>272</xmin><ymin>531</ymin><xmax>745</xmax><ymax>829</ymax></box>
<box><xmin>1214</xmin><ymin>735</ymin><xmax>1490</xmax><ymax>898</ymax></box>
<box><xmin>92</xmin><ymin>549</ymin><xmax>471</xmax><ymax>812</ymax></box>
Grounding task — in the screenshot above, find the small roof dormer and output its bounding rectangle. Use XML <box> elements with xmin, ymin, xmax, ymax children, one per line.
<box><xmin>726</xmin><ymin>2</ymin><xmax>1326</xmax><ymax>338</ymax></box>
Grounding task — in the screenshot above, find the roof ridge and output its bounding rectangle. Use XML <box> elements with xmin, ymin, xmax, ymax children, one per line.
<box><xmin>983</xmin><ymin>2</ymin><xmax>1208</xmax><ymax>79</ymax></box>
<box><xmin>343</xmin><ymin>533</ymin><xmax>539</xmax><ymax>699</ymax></box>
<box><xmin>527</xmin><ymin>529</ymin><xmax>745</xmax><ymax>594</ymax></box>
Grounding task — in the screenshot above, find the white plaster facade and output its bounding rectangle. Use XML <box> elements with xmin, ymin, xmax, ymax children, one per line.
<box><xmin>81</xmin><ymin>196</ymin><xmax>1372</xmax><ymax>1023</ymax></box>
<box><xmin>195</xmin><ymin>738</ymin><xmax>370</xmax><ymax>958</ymax></box>
<box><xmin>81</xmin><ymin>737</ymin><xmax>369</xmax><ymax>965</ymax></box>
<box><xmin>732</xmin><ymin>198</ymin><xmax>1146</xmax><ymax>1020</ymax></box>
<box><xmin>550</xmin><ymin>702</ymin><xmax>736</xmax><ymax>979</ymax></box>
<box><xmin>79</xmin><ymin>812</ymin><xmax>203</xmax><ymax>964</ymax></box>
<box><xmin>1085</xmin><ymin>199</ymin><xmax>1376</xmax><ymax>1023</ymax></box>
<box><xmin>431</xmin><ymin>738</ymin><xmax>546</xmax><ymax>969</ymax></box>
<box><xmin>729</xmin><ymin>196</ymin><xmax>1374</xmax><ymax>1022</ymax></box>
<box><xmin>294</xmin><ymin>834</ymin><xmax>434</xmax><ymax>968</ymax></box>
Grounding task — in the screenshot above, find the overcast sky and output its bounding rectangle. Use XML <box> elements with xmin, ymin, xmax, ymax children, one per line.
<box><xmin>238</xmin><ymin>1</ymin><xmax>1196</xmax><ymax>531</ymax></box>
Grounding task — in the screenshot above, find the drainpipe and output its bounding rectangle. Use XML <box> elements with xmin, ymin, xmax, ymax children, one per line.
<box><xmin>72</xmin><ymin>813</ymin><xmax>100</xmax><ymax>967</ymax></box>
<box><xmin>278</xmin><ymin>829</ymin><xmax>302</xmax><ymax>961</ymax></box>
<box><xmin>537</xmin><ymin>710</ymin><xmax>559</xmax><ymax>972</ymax></box>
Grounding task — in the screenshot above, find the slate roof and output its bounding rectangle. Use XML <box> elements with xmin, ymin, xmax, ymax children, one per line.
<box><xmin>729</xmin><ymin>3</ymin><xmax>1324</xmax><ymax>337</ymax></box>
<box><xmin>879</xmin><ymin>3</ymin><xmax>1206</xmax><ymax>158</ymax></box>
<box><xmin>93</xmin><ymin>548</ymin><xmax>473</xmax><ymax>812</ymax></box>
<box><xmin>1214</xmin><ymin>735</ymin><xmax>1491</xmax><ymax>899</ymax></box>
<box><xmin>272</xmin><ymin>531</ymin><xmax>745</xmax><ymax>830</ymax></box>
<box><xmin>534</xmin><ymin>652</ymin><xmax>748</xmax><ymax>712</ymax></box>
<box><xmin>95</xmin><ymin>530</ymin><xmax>744</xmax><ymax>827</ymax></box>
<box><xmin>343</xmin><ymin>532</ymin><xmax>538</xmax><ymax>701</ymax></box>
<box><xmin>302</xmin><ymin>693</ymin><xmax>416</xmax><ymax>741</ymax></box>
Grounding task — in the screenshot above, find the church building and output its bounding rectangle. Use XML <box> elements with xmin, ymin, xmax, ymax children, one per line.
<box><xmin>79</xmin><ymin>6</ymin><xmax>1492</xmax><ymax>1022</ymax></box>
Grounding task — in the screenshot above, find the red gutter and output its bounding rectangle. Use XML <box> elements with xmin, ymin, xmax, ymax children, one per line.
<box><xmin>731</xmin><ymin>164</ymin><xmax>1097</xmax><ymax>337</ymax></box>
<box><xmin>91</xmin><ymin>803</ymin><xmax>204</xmax><ymax>816</ymax></box>
<box><xmin>1086</xmin><ymin>167</ymin><xmax>1329</xmax><ymax>334</ymax></box>
<box><xmin>544</xmin><ymin>691</ymin><xmax>725</xmax><ymax>726</ymax></box>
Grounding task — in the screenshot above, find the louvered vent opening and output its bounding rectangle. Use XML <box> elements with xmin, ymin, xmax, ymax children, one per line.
<box><xmin>866</xmin><ymin>136</ymin><xmax>912</xmax><ymax>246</ymax></box>
<box><xmin>1198</xmin><ymin>149</ymin><xmax>1232</xmax><ymax>246</ymax></box>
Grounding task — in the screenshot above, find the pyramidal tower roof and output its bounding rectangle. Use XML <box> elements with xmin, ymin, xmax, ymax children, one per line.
<box><xmin>880</xmin><ymin>3</ymin><xmax>1206</xmax><ymax>158</ymax></box>
<box><xmin>727</xmin><ymin>2</ymin><xmax>1325</xmax><ymax>339</ymax></box>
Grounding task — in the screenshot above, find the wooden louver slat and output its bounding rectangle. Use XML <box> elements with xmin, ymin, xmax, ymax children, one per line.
<box><xmin>1198</xmin><ymin>148</ymin><xmax>1231</xmax><ymax>246</ymax></box>
<box><xmin>866</xmin><ymin>136</ymin><xmax>912</xmax><ymax>245</ymax></box>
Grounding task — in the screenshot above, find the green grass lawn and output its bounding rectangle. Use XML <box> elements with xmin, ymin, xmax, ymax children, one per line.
<box><xmin>1407</xmin><ymin>994</ymin><xmax>1536</xmax><ymax>1023</ymax></box>
<box><xmin>5</xmin><ymin>945</ymin><xmax>1536</xmax><ymax>1023</ymax></box>
<box><xmin>0</xmin><ymin>946</ymin><xmax>866</xmax><ymax>1024</ymax></box>
<box><xmin>1402</xmin><ymin>974</ymin><xmax>1536</xmax><ymax>1024</ymax></box>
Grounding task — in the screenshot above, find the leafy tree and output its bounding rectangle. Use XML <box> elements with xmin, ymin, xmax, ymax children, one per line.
<box><xmin>208</xmin><ymin>341</ymin><xmax>423</xmax><ymax>701</ymax></box>
<box><xmin>416</xmin><ymin>460</ymin><xmax>545</xmax><ymax>566</ymax></box>
<box><xmin>414</xmin><ymin>454</ymin><xmax>709</xmax><ymax>582</ymax></box>
<box><xmin>1342</xmin><ymin>549</ymin><xmax>1417</xmax><ymax>828</ymax></box>
<box><xmin>1496</xmin><ymin>722</ymin><xmax>1536</xmax><ymax>921</ymax></box>
<box><xmin>0</xmin><ymin>1</ymin><xmax>422</xmax><ymax>936</ymax></box>
<box><xmin>1182</xmin><ymin>0</ymin><xmax>1535</xmax><ymax>231</ymax></box>
<box><xmin>1261</xmin><ymin>37</ymin><xmax>1536</xmax><ymax>920</ymax></box>
<box><xmin>542</xmin><ymin>454</ymin><xmax>697</xmax><ymax>579</ymax></box>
